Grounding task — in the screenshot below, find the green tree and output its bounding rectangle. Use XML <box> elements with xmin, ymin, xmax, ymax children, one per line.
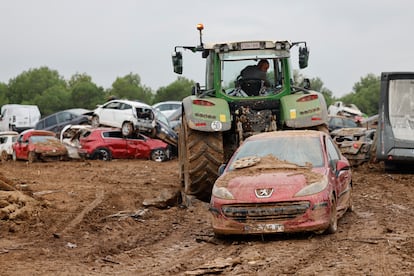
<box><xmin>153</xmin><ymin>77</ymin><xmax>194</xmax><ymax>104</ymax></box>
<box><xmin>33</xmin><ymin>85</ymin><xmax>71</xmax><ymax>116</ymax></box>
<box><xmin>340</xmin><ymin>74</ymin><xmax>380</xmax><ymax>116</ymax></box>
<box><xmin>7</xmin><ymin>67</ymin><xmax>67</xmax><ymax>104</ymax></box>
<box><xmin>0</xmin><ymin>82</ymin><xmax>9</xmax><ymax>107</ymax></box>
<box><xmin>69</xmin><ymin>73</ymin><xmax>105</xmax><ymax>109</ymax></box>
<box><xmin>109</xmin><ymin>73</ymin><xmax>153</xmax><ymax>104</ymax></box>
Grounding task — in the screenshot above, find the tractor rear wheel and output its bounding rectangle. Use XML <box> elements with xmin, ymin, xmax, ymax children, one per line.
<box><xmin>179</xmin><ymin>115</ymin><xmax>224</xmax><ymax>202</ymax></box>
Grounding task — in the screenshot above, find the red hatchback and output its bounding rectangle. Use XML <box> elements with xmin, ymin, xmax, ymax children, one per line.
<box><xmin>209</xmin><ymin>130</ymin><xmax>353</xmax><ymax>236</ymax></box>
<box><xmin>12</xmin><ymin>129</ymin><xmax>68</xmax><ymax>162</ymax></box>
<box><xmin>79</xmin><ymin>128</ymin><xmax>170</xmax><ymax>162</ymax></box>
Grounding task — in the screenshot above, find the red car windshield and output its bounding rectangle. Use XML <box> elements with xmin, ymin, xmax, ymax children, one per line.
<box><xmin>29</xmin><ymin>136</ymin><xmax>56</xmax><ymax>142</ymax></box>
<box><xmin>230</xmin><ymin>136</ymin><xmax>324</xmax><ymax>168</ymax></box>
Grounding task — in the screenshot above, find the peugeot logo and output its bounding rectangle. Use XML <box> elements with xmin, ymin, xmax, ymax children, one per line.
<box><xmin>255</xmin><ymin>188</ymin><xmax>273</xmax><ymax>198</ymax></box>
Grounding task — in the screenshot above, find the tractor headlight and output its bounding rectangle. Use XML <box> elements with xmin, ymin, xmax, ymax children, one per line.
<box><xmin>294</xmin><ymin>176</ymin><xmax>328</xmax><ymax>197</ymax></box>
<box><xmin>212</xmin><ymin>185</ymin><xmax>234</xmax><ymax>200</ymax></box>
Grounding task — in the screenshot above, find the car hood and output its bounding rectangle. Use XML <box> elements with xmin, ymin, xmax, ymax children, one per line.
<box><xmin>214</xmin><ymin>155</ymin><xmax>325</xmax><ymax>201</ymax></box>
<box><xmin>32</xmin><ymin>140</ymin><xmax>67</xmax><ymax>153</ymax></box>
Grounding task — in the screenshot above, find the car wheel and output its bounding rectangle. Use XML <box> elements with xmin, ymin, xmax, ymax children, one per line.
<box><xmin>1</xmin><ymin>150</ymin><xmax>8</xmax><ymax>161</ymax></box>
<box><xmin>12</xmin><ymin>151</ymin><xmax>17</xmax><ymax>162</ymax></box>
<box><xmin>93</xmin><ymin>148</ymin><xmax>112</xmax><ymax>161</ymax></box>
<box><xmin>91</xmin><ymin>115</ymin><xmax>100</xmax><ymax>128</ymax></box>
<box><xmin>326</xmin><ymin>197</ymin><xmax>338</xmax><ymax>234</ymax></box>
<box><xmin>28</xmin><ymin>151</ymin><xmax>37</xmax><ymax>163</ymax></box>
<box><xmin>121</xmin><ymin>122</ymin><xmax>134</xmax><ymax>137</ymax></box>
<box><xmin>151</xmin><ymin>149</ymin><xmax>167</xmax><ymax>162</ymax></box>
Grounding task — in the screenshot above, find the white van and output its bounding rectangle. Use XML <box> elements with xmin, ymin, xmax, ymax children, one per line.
<box><xmin>0</xmin><ymin>104</ymin><xmax>41</xmax><ymax>132</ymax></box>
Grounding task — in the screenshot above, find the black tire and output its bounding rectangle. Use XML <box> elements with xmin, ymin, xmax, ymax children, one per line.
<box><xmin>121</xmin><ymin>122</ymin><xmax>134</xmax><ymax>137</ymax></box>
<box><xmin>326</xmin><ymin>197</ymin><xmax>338</xmax><ymax>234</ymax></box>
<box><xmin>179</xmin><ymin>115</ymin><xmax>224</xmax><ymax>202</ymax></box>
<box><xmin>151</xmin><ymin>148</ymin><xmax>167</xmax><ymax>162</ymax></box>
<box><xmin>92</xmin><ymin>148</ymin><xmax>112</xmax><ymax>161</ymax></box>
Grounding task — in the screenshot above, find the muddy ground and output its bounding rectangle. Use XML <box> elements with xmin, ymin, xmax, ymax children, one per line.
<box><xmin>0</xmin><ymin>158</ymin><xmax>413</xmax><ymax>276</ymax></box>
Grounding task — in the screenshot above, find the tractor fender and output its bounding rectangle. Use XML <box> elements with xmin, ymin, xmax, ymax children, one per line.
<box><xmin>182</xmin><ymin>96</ymin><xmax>232</xmax><ymax>132</ymax></box>
<box><xmin>280</xmin><ymin>91</ymin><xmax>328</xmax><ymax>129</ymax></box>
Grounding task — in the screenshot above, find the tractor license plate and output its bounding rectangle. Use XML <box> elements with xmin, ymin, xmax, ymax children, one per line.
<box><xmin>245</xmin><ymin>223</ymin><xmax>284</xmax><ymax>233</ymax></box>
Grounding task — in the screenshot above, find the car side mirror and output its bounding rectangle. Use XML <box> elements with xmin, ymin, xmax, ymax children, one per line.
<box><xmin>299</xmin><ymin>46</ymin><xmax>309</xmax><ymax>69</ymax></box>
<box><xmin>172</xmin><ymin>51</ymin><xmax>183</xmax><ymax>74</ymax></box>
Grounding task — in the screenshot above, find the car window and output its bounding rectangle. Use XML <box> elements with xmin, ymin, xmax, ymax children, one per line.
<box><xmin>102</xmin><ymin>131</ymin><xmax>124</xmax><ymax>138</ymax></box>
<box><xmin>231</xmin><ymin>136</ymin><xmax>324</xmax><ymax>168</ymax></box>
<box><xmin>57</xmin><ymin>112</ymin><xmax>72</xmax><ymax>122</ymax></box>
<box><xmin>326</xmin><ymin>137</ymin><xmax>340</xmax><ymax>163</ymax></box>
<box><xmin>30</xmin><ymin>135</ymin><xmax>56</xmax><ymax>142</ymax></box>
<box><xmin>105</xmin><ymin>102</ymin><xmax>122</xmax><ymax>109</ymax></box>
<box><xmin>120</xmin><ymin>103</ymin><xmax>132</xmax><ymax>110</ymax></box>
<box><xmin>45</xmin><ymin>115</ymin><xmax>58</xmax><ymax>128</ymax></box>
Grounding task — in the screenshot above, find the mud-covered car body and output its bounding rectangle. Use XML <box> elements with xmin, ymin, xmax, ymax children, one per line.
<box><xmin>331</xmin><ymin>127</ymin><xmax>376</xmax><ymax>166</ymax></box>
<box><xmin>209</xmin><ymin>130</ymin><xmax>352</xmax><ymax>236</ymax></box>
<box><xmin>12</xmin><ymin>129</ymin><xmax>68</xmax><ymax>162</ymax></box>
<box><xmin>0</xmin><ymin>131</ymin><xmax>18</xmax><ymax>161</ymax></box>
<box><xmin>78</xmin><ymin>128</ymin><xmax>170</xmax><ymax>162</ymax></box>
<box><xmin>90</xmin><ymin>99</ymin><xmax>156</xmax><ymax>137</ymax></box>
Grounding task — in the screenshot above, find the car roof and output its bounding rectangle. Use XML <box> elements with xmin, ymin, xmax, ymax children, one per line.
<box><xmin>106</xmin><ymin>99</ymin><xmax>152</xmax><ymax>108</ymax></box>
<box><xmin>0</xmin><ymin>131</ymin><xmax>19</xmax><ymax>136</ymax></box>
<box><xmin>21</xmin><ymin>129</ymin><xmax>56</xmax><ymax>136</ymax></box>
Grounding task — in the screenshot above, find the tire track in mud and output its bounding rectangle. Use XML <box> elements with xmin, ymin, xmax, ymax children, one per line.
<box><xmin>59</xmin><ymin>189</ymin><xmax>105</xmax><ymax>236</ymax></box>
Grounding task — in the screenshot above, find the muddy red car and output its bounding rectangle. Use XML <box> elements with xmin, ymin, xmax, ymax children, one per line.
<box><xmin>78</xmin><ymin>128</ymin><xmax>171</xmax><ymax>162</ymax></box>
<box><xmin>209</xmin><ymin>130</ymin><xmax>353</xmax><ymax>236</ymax></box>
<box><xmin>12</xmin><ymin>129</ymin><xmax>68</xmax><ymax>162</ymax></box>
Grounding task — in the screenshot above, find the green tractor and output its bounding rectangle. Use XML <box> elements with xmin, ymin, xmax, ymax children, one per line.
<box><xmin>173</xmin><ymin>24</ymin><xmax>328</xmax><ymax>202</ymax></box>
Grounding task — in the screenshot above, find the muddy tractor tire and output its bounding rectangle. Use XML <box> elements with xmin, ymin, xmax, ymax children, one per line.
<box><xmin>179</xmin><ymin>115</ymin><xmax>224</xmax><ymax>202</ymax></box>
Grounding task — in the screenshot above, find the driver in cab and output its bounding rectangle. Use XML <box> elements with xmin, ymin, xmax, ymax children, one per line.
<box><xmin>237</xmin><ymin>59</ymin><xmax>270</xmax><ymax>96</ymax></box>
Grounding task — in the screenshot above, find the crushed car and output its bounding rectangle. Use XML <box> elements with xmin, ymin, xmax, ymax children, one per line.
<box><xmin>12</xmin><ymin>129</ymin><xmax>68</xmax><ymax>162</ymax></box>
<box><xmin>330</xmin><ymin>127</ymin><xmax>376</xmax><ymax>166</ymax></box>
<box><xmin>209</xmin><ymin>130</ymin><xmax>353</xmax><ymax>236</ymax></box>
<box><xmin>61</xmin><ymin>125</ymin><xmax>171</xmax><ymax>162</ymax></box>
<box><xmin>90</xmin><ymin>99</ymin><xmax>156</xmax><ymax>137</ymax></box>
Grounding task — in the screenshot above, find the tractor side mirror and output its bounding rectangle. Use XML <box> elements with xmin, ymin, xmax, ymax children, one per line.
<box><xmin>172</xmin><ymin>51</ymin><xmax>183</xmax><ymax>74</ymax></box>
<box><xmin>299</xmin><ymin>46</ymin><xmax>309</xmax><ymax>69</ymax></box>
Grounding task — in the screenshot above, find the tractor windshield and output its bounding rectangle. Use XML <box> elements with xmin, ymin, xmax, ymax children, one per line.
<box><xmin>220</xmin><ymin>52</ymin><xmax>285</xmax><ymax>97</ymax></box>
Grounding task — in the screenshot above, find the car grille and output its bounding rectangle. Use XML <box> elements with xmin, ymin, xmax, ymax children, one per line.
<box><xmin>221</xmin><ymin>201</ymin><xmax>310</xmax><ymax>222</ymax></box>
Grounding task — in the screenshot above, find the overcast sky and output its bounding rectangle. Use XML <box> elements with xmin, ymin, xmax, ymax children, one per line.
<box><xmin>1</xmin><ymin>1</ymin><xmax>413</xmax><ymax>97</ymax></box>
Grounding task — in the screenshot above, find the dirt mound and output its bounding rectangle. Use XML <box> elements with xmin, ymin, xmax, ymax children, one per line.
<box><xmin>0</xmin><ymin>172</ymin><xmax>40</xmax><ymax>222</ymax></box>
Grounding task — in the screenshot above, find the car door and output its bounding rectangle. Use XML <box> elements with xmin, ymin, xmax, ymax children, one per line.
<box><xmin>126</xmin><ymin>134</ymin><xmax>150</xmax><ymax>159</ymax></box>
<box><xmin>103</xmin><ymin>131</ymin><xmax>128</xmax><ymax>159</ymax></box>
<box><xmin>99</xmin><ymin>102</ymin><xmax>122</xmax><ymax>127</ymax></box>
<box><xmin>326</xmin><ymin>136</ymin><xmax>351</xmax><ymax>212</ymax></box>
<box><xmin>14</xmin><ymin>133</ymin><xmax>30</xmax><ymax>159</ymax></box>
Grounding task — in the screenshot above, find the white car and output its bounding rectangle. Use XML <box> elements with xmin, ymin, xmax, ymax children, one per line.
<box><xmin>0</xmin><ymin>131</ymin><xmax>19</xmax><ymax>161</ymax></box>
<box><xmin>91</xmin><ymin>99</ymin><xmax>156</xmax><ymax>136</ymax></box>
<box><xmin>152</xmin><ymin>101</ymin><xmax>181</xmax><ymax>118</ymax></box>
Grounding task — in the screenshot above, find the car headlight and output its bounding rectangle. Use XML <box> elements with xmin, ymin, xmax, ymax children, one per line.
<box><xmin>212</xmin><ymin>185</ymin><xmax>234</xmax><ymax>200</ymax></box>
<box><xmin>294</xmin><ymin>176</ymin><xmax>328</xmax><ymax>197</ymax></box>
